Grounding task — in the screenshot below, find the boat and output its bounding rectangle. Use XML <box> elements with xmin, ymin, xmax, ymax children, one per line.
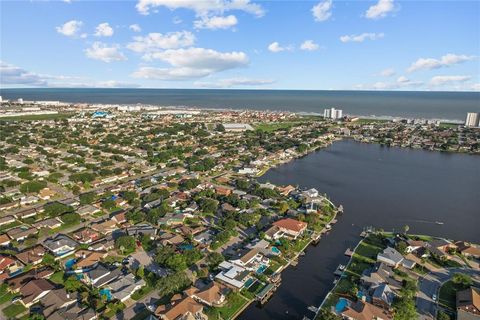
<box><xmin>307</xmin><ymin>306</ymin><xmax>318</xmax><ymax>312</ymax></box>
<box><xmin>435</xmin><ymin>221</ymin><xmax>444</xmax><ymax>225</ymax></box>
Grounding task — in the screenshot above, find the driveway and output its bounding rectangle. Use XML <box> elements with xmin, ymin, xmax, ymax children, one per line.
<box><xmin>416</xmin><ymin>267</ymin><xmax>480</xmax><ymax>320</ymax></box>
<box><xmin>113</xmin><ymin>290</ymin><xmax>160</xmax><ymax>320</ymax></box>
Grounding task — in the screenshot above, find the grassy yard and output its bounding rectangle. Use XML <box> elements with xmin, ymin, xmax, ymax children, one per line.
<box><xmin>2</xmin><ymin>303</ymin><xmax>27</xmax><ymax>318</ymax></box>
<box><xmin>49</xmin><ymin>271</ymin><xmax>65</xmax><ymax>285</ymax></box>
<box><xmin>131</xmin><ymin>285</ymin><xmax>154</xmax><ymax>301</ymax></box>
<box><xmin>0</xmin><ymin>113</ymin><xmax>73</xmax><ymax>121</ymax></box>
<box><xmin>0</xmin><ymin>284</ymin><xmax>18</xmax><ymax>305</ymax></box>
<box><xmin>254</xmin><ymin>122</ymin><xmax>301</xmax><ymax>132</ymax></box>
<box><xmin>215</xmin><ymin>292</ymin><xmax>250</xmax><ymax>320</ymax></box>
<box><xmin>439</xmin><ymin>280</ymin><xmax>464</xmax><ymax>310</ymax></box>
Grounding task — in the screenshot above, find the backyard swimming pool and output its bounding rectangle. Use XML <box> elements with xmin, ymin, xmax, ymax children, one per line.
<box><xmin>256</xmin><ymin>265</ymin><xmax>268</xmax><ymax>274</ymax></box>
<box><xmin>335</xmin><ymin>298</ymin><xmax>349</xmax><ymax>314</ymax></box>
<box><xmin>100</xmin><ymin>288</ymin><xmax>112</xmax><ymax>301</ymax></box>
<box><xmin>65</xmin><ymin>258</ymin><xmax>76</xmax><ymax>270</ymax></box>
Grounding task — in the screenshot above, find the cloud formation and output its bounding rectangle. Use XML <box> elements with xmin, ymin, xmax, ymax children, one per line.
<box><xmin>129</xmin><ymin>24</ymin><xmax>142</xmax><ymax>32</ymax></box>
<box><xmin>56</xmin><ymin>20</ymin><xmax>83</xmax><ymax>37</ymax></box>
<box><xmin>312</xmin><ymin>0</ymin><xmax>332</xmax><ymax>22</ymax></box>
<box><xmin>407</xmin><ymin>53</ymin><xmax>475</xmax><ymax>72</ymax></box>
<box><xmin>194</xmin><ymin>77</ymin><xmax>275</xmax><ymax>88</ymax></box>
<box><xmin>194</xmin><ymin>15</ymin><xmax>238</xmax><ymax>30</ymax></box>
<box><xmin>430</xmin><ymin>75</ymin><xmax>471</xmax><ymax>86</ymax></box>
<box><xmin>379</xmin><ymin>68</ymin><xmax>395</xmax><ymax>77</ymax></box>
<box><xmin>136</xmin><ymin>0</ymin><xmax>264</xmax><ymax>17</ymax></box>
<box><xmin>0</xmin><ymin>61</ymin><xmax>48</xmax><ymax>86</ymax></box>
<box><xmin>85</xmin><ymin>42</ymin><xmax>127</xmax><ymax>62</ymax></box>
<box><xmin>340</xmin><ymin>32</ymin><xmax>384</xmax><ymax>43</ymax></box>
<box><xmin>94</xmin><ymin>22</ymin><xmax>114</xmax><ymax>37</ymax></box>
<box><xmin>132</xmin><ymin>47</ymin><xmax>249</xmax><ymax>80</ymax></box>
<box><xmin>300</xmin><ymin>40</ymin><xmax>320</xmax><ymax>51</ymax></box>
<box><xmin>365</xmin><ymin>0</ymin><xmax>395</xmax><ymax>19</ymax></box>
<box><xmin>268</xmin><ymin>42</ymin><xmax>292</xmax><ymax>53</ymax></box>
<box><xmin>127</xmin><ymin>31</ymin><xmax>196</xmax><ymax>55</ymax></box>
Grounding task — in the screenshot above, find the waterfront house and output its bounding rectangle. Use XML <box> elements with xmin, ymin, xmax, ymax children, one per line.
<box><xmin>425</xmin><ymin>239</ymin><xmax>457</xmax><ymax>258</ymax></box>
<box><xmin>455</xmin><ymin>241</ymin><xmax>480</xmax><ymax>259</ymax></box>
<box><xmin>456</xmin><ymin>287</ymin><xmax>480</xmax><ymax>320</ymax></box>
<box><xmin>215</xmin><ymin>261</ymin><xmax>251</xmax><ymax>290</ymax></box>
<box><xmin>377</xmin><ymin>247</ymin><xmax>416</xmax><ymax>270</ymax></box>
<box><xmin>269</xmin><ymin>218</ymin><xmax>308</xmax><ymax>240</ymax></box>
<box><xmin>340</xmin><ymin>300</ymin><xmax>393</xmax><ymax>320</ymax></box>
<box><xmin>184</xmin><ymin>282</ymin><xmax>227</xmax><ymax>307</ymax></box>
<box><xmin>231</xmin><ymin>248</ymin><xmax>270</xmax><ymax>272</ymax></box>
<box><xmin>155</xmin><ymin>294</ymin><xmax>207</xmax><ymax>320</ymax></box>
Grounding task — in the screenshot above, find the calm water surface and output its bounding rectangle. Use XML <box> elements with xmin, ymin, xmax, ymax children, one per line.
<box><xmin>239</xmin><ymin>140</ymin><xmax>480</xmax><ymax>320</ymax></box>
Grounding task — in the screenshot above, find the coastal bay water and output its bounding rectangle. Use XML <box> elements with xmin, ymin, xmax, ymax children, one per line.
<box><xmin>239</xmin><ymin>140</ymin><xmax>480</xmax><ymax>320</ymax></box>
<box><xmin>1</xmin><ymin>88</ymin><xmax>479</xmax><ymax>121</ymax></box>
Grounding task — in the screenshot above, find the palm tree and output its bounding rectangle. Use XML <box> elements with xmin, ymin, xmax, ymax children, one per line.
<box><xmin>403</xmin><ymin>224</ymin><xmax>410</xmax><ymax>235</ymax></box>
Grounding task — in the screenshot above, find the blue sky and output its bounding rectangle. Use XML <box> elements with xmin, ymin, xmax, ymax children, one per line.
<box><xmin>1</xmin><ymin>0</ymin><xmax>479</xmax><ymax>90</ymax></box>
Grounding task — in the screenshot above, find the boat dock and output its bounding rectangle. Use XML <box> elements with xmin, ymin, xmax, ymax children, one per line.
<box><xmin>256</xmin><ymin>281</ymin><xmax>281</xmax><ymax>305</ymax></box>
<box><xmin>344</xmin><ymin>248</ymin><xmax>354</xmax><ymax>257</ymax></box>
<box><xmin>333</xmin><ymin>264</ymin><xmax>345</xmax><ymax>277</ymax></box>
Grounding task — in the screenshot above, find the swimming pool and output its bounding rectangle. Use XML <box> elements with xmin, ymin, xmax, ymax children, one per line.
<box><xmin>271</xmin><ymin>246</ymin><xmax>281</xmax><ymax>254</ymax></box>
<box><xmin>335</xmin><ymin>298</ymin><xmax>349</xmax><ymax>313</ymax></box>
<box><xmin>256</xmin><ymin>265</ymin><xmax>268</xmax><ymax>274</ymax></box>
<box><xmin>244</xmin><ymin>278</ymin><xmax>255</xmax><ymax>289</ymax></box>
<box><xmin>100</xmin><ymin>288</ymin><xmax>112</xmax><ymax>301</ymax></box>
<box><xmin>65</xmin><ymin>258</ymin><xmax>76</xmax><ymax>270</ymax></box>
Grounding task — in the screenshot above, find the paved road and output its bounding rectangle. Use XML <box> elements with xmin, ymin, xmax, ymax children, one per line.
<box><xmin>113</xmin><ymin>291</ymin><xmax>160</xmax><ymax>320</ymax></box>
<box><xmin>416</xmin><ymin>267</ymin><xmax>480</xmax><ymax>320</ymax></box>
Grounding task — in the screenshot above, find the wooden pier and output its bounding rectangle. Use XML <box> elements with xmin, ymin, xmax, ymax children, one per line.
<box><xmin>256</xmin><ymin>280</ymin><xmax>281</xmax><ymax>305</ymax></box>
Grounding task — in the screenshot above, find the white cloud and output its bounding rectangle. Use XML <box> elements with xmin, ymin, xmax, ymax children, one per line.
<box><xmin>312</xmin><ymin>0</ymin><xmax>332</xmax><ymax>22</ymax></box>
<box><xmin>94</xmin><ymin>22</ymin><xmax>114</xmax><ymax>37</ymax></box>
<box><xmin>471</xmin><ymin>83</ymin><xmax>480</xmax><ymax>91</ymax></box>
<box><xmin>358</xmin><ymin>75</ymin><xmax>422</xmax><ymax>90</ymax></box>
<box><xmin>407</xmin><ymin>53</ymin><xmax>475</xmax><ymax>72</ymax></box>
<box><xmin>129</xmin><ymin>24</ymin><xmax>142</xmax><ymax>32</ymax></box>
<box><xmin>85</xmin><ymin>42</ymin><xmax>127</xmax><ymax>63</ymax></box>
<box><xmin>194</xmin><ymin>15</ymin><xmax>238</xmax><ymax>30</ymax></box>
<box><xmin>96</xmin><ymin>80</ymin><xmax>141</xmax><ymax>88</ymax></box>
<box><xmin>365</xmin><ymin>0</ymin><xmax>395</xmax><ymax>19</ymax></box>
<box><xmin>0</xmin><ymin>61</ymin><xmax>48</xmax><ymax>86</ymax></box>
<box><xmin>194</xmin><ymin>77</ymin><xmax>275</xmax><ymax>88</ymax></box>
<box><xmin>379</xmin><ymin>68</ymin><xmax>395</xmax><ymax>77</ymax></box>
<box><xmin>56</xmin><ymin>20</ymin><xmax>83</xmax><ymax>37</ymax></box>
<box><xmin>300</xmin><ymin>40</ymin><xmax>320</xmax><ymax>51</ymax></box>
<box><xmin>430</xmin><ymin>75</ymin><xmax>471</xmax><ymax>86</ymax></box>
<box><xmin>136</xmin><ymin>0</ymin><xmax>264</xmax><ymax>17</ymax></box>
<box><xmin>132</xmin><ymin>47</ymin><xmax>249</xmax><ymax>80</ymax></box>
<box><xmin>127</xmin><ymin>31</ymin><xmax>195</xmax><ymax>54</ymax></box>
<box><xmin>340</xmin><ymin>32</ymin><xmax>384</xmax><ymax>43</ymax></box>
<box><xmin>268</xmin><ymin>42</ymin><xmax>292</xmax><ymax>53</ymax></box>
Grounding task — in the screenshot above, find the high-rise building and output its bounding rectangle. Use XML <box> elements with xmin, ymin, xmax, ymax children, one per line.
<box><xmin>323</xmin><ymin>107</ymin><xmax>343</xmax><ymax>120</ymax></box>
<box><xmin>465</xmin><ymin>112</ymin><xmax>480</xmax><ymax>128</ymax></box>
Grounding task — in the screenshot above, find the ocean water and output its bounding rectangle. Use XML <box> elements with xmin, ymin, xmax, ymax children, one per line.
<box><xmin>1</xmin><ymin>88</ymin><xmax>479</xmax><ymax>121</ymax></box>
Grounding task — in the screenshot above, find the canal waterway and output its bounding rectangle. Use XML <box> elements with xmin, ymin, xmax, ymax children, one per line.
<box><xmin>239</xmin><ymin>140</ymin><xmax>480</xmax><ymax>320</ymax></box>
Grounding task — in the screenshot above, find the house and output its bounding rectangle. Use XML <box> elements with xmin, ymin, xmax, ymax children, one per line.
<box><xmin>77</xmin><ymin>205</ymin><xmax>101</xmax><ymax>217</ymax></box>
<box><xmin>6</xmin><ymin>267</ymin><xmax>54</xmax><ymax>292</ymax></box>
<box><xmin>43</xmin><ymin>234</ymin><xmax>79</xmax><ymax>258</ymax></box>
<box><xmin>14</xmin><ymin>208</ymin><xmax>37</xmax><ymax>219</ymax></box>
<box><xmin>104</xmin><ymin>273</ymin><xmax>146</xmax><ymax>302</ymax></box>
<box><xmin>302</xmin><ymin>188</ymin><xmax>319</xmax><ymax>198</ymax></box>
<box><xmin>231</xmin><ymin>248</ymin><xmax>270</xmax><ymax>271</ymax></box>
<box><xmin>0</xmin><ymin>234</ymin><xmax>11</xmax><ymax>247</ymax></box>
<box><xmin>129</xmin><ymin>250</ymin><xmax>169</xmax><ymax>277</ymax></box>
<box><xmin>155</xmin><ymin>295</ymin><xmax>207</xmax><ymax>320</ymax></box>
<box><xmin>33</xmin><ymin>218</ymin><xmax>62</xmax><ymax>230</ymax></box>
<box><xmin>360</xmin><ymin>263</ymin><xmax>402</xmax><ymax>292</ymax></box>
<box><xmin>269</xmin><ymin>218</ymin><xmax>307</xmax><ymax>240</ymax></box>
<box><xmin>371</xmin><ymin>284</ymin><xmax>396</xmax><ymax>310</ymax></box>
<box><xmin>159</xmin><ymin>232</ymin><xmax>185</xmax><ymax>246</ymax></box>
<box><xmin>38</xmin><ymin>188</ymin><xmax>56</xmax><ymax>200</ymax></box>
<box><xmin>126</xmin><ymin>223</ymin><xmax>157</xmax><ymax>238</ymax></box>
<box><xmin>6</xmin><ymin>226</ymin><xmax>38</xmax><ymax>242</ymax></box>
<box><xmin>17</xmin><ymin>245</ymin><xmax>46</xmax><ymax>265</ymax></box>
<box><xmin>193</xmin><ymin>231</ymin><xmax>214</xmax><ymax>246</ymax></box>
<box><xmin>91</xmin><ymin>219</ymin><xmax>117</xmax><ymax>234</ymax></box>
<box><xmin>74</xmin><ymin>250</ymin><xmax>107</xmax><ymax>270</ymax></box>
<box><xmin>19</xmin><ymin>278</ymin><xmax>55</xmax><ymax>307</ymax></box>
<box><xmin>88</xmin><ymin>237</ymin><xmax>115</xmax><ymax>252</ymax></box>
<box><xmin>20</xmin><ymin>195</ymin><xmax>39</xmax><ymax>206</ymax></box>
<box><xmin>377</xmin><ymin>247</ymin><xmax>416</xmax><ymax>269</ymax></box>
<box><xmin>44</xmin><ymin>302</ymin><xmax>97</xmax><ymax>320</ymax></box>
<box><xmin>84</xmin><ymin>264</ymin><xmax>122</xmax><ymax>287</ymax></box>
<box><xmin>0</xmin><ymin>255</ymin><xmax>23</xmax><ymax>280</ymax></box>
<box><xmin>426</xmin><ymin>239</ymin><xmax>457</xmax><ymax>257</ymax></box>
<box><xmin>215</xmin><ymin>261</ymin><xmax>251</xmax><ymax>289</ymax></box>
<box><xmin>340</xmin><ymin>300</ymin><xmax>393</xmax><ymax>320</ymax></box>
<box><xmin>215</xmin><ymin>185</ymin><xmax>233</xmax><ymax>196</ymax></box>
<box><xmin>41</xmin><ymin>288</ymin><xmax>77</xmax><ymax>318</ymax></box>
<box><xmin>0</xmin><ymin>215</ymin><xmax>16</xmax><ymax>226</ymax></box>
<box><xmin>72</xmin><ymin>228</ymin><xmax>101</xmax><ymax>244</ymax></box>
<box><xmin>456</xmin><ymin>287</ymin><xmax>480</xmax><ymax>320</ymax></box>
<box><xmin>111</xmin><ymin>211</ymin><xmax>127</xmax><ymax>224</ymax></box>
<box><xmin>184</xmin><ymin>282</ymin><xmax>227</xmax><ymax>307</ymax></box>
<box><xmin>455</xmin><ymin>241</ymin><xmax>480</xmax><ymax>259</ymax></box>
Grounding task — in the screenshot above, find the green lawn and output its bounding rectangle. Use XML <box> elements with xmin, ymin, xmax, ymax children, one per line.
<box><xmin>131</xmin><ymin>285</ymin><xmax>154</xmax><ymax>301</ymax></box>
<box><xmin>439</xmin><ymin>280</ymin><xmax>464</xmax><ymax>310</ymax></box>
<box><xmin>2</xmin><ymin>303</ymin><xmax>27</xmax><ymax>318</ymax></box>
<box><xmin>215</xmin><ymin>292</ymin><xmax>250</xmax><ymax>320</ymax></box>
<box><xmin>0</xmin><ymin>113</ymin><xmax>73</xmax><ymax>121</ymax></box>
<box><xmin>254</xmin><ymin>122</ymin><xmax>301</xmax><ymax>132</ymax></box>
<box><xmin>49</xmin><ymin>271</ymin><xmax>65</xmax><ymax>284</ymax></box>
<box><xmin>0</xmin><ymin>284</ymin><xmax>18</xmax><ymax>305</ymax></box>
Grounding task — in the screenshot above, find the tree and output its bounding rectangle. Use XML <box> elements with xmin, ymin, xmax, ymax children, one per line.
<box><xmin>19</xmin><ymin>180</ymin><xmax>47</xmax><ymax>193</ymax></box>
<box><xmin>179</xmin><ymin>178</ymin><xmax>201</xmax><ymax>191</ymax></box>
<box><xmin>437</xmin><ymin>311</ymin><xmax>451</xmax><ymax>320</ymax></box>
<box><xmin>44</xmin><ymin>202</ymin><xmax>73</xmax><ymax>217</ymax></box>
<box><xmin>102</xmin><ymin>199</ymin><xmax>116</xmax><ymax>210</ymax></box>
<box><xmin>316</xmin><ymin>309</ymin><xmax>341</xmax><ymax>320</ymax></box>
<box><xmin>396</xmin><ymin>241</ymin><xmax>408</xmax><ymax>255</ymax></box>
<box><xmin>64</xmin><ymin>275</ymin><xmax>83</xmax><ymax>292</ymax></box>
<box><xmin>79</xmin><ymin>192</ymin><xmax>96</xmax><ymax>205</ymax></box>
<box><xmin>60</xmin><ymin>212</ymin><xmax>81</xmax><ymax>226</ymax></box>
<box><xmin>452</xmin><ymin>273</ymin><xmax>473</xmax><ymax>288</ymax></box>
<box><xmin>206</xmin><ymin>252</ymin><xmax>224</xmax><ymax>269</ymax></box>
<box><xmin>115</xmin><ymin>235</ymin><xmax>136</xmax><ymax>255</ymax></box>
<box><xmin>403</xmin><ymin>225</ymin><xmax>410</xmax><ymax>235</ymax></box>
